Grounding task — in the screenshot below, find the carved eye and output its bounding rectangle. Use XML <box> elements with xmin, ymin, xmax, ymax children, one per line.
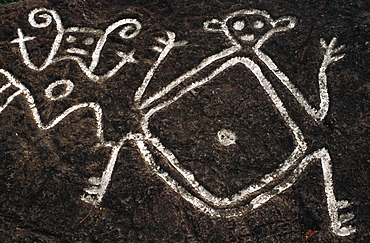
<box><xmin>66</xmin><ymin>35</ymin><xmax>76</xmax><ymax>43</ymax></box>
<box><xmin>254</xmin><ymin>20</ymin><xmax>264</xmax><ymax>29</ymax></box>
<box><xmin>83</xmin><ymin>37</ymin><xmax>94</xmax><ymax>45</ymax></box>
<box><xmin>119</xmin><ymin>24</ymin><xmax>140</xmax><ymax>39</ymax></box>
<box><xmin>233</xmin><ymin>20</ymin><xmax>245</xmax><ymax>31</ymax></box>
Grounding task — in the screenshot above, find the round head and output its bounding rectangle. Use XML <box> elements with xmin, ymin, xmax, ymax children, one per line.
<box><xmin>204</xmin><ymin>9</ymin><xmax>297</xmax><ymax>49</ymax></box>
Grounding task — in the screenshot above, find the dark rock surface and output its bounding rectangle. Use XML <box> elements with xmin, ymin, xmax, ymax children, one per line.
<box><xmin>0</xmin><ymin>0</ymin><xmax>369</xmax><ymax>242</ymax></box>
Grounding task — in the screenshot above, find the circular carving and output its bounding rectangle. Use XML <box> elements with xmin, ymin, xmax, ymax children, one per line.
<box><xmin>45</xmin><ymin>80</ymin><xmax>74</xmax><ymax>101</ymax></box>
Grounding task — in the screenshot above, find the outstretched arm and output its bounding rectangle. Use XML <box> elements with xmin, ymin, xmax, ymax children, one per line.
<box><xmin>315</xmin><ymin>38</ymin><xmax>346</xmax><ymax>119</ymax></box>
<box><xmin>137</xmin><ymin>32</ymin><xmax>241</xmax><ymax>110</ymax></box>
<box><xmin>254</xmin><ymin>37</ymin><xmax>345</xmax><ymax>121</ymax></box>
<box><xmin>134</xmin><ymin>31</ymin><xmax>187</xmax><ymax>108</ymax></box>
<box><xmin>0</xmin><ymin>69</ymin><xmax>114</xmax><ymax>147</ymax></box>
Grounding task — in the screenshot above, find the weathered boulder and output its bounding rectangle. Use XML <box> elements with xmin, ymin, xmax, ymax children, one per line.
<box><xmin>0</xmin><ymin>0</ymin><xmax>369</xmax><ymax>242</ymax></box>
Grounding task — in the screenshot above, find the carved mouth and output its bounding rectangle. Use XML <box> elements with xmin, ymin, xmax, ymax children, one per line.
<box><xmin>240</xmin><ymin>34</ymin><xmax>255</xmax><ymax>42</ymax></box>
<box><xmin>66</xmin><ymin>48</ymin><xmax>89</xmax><ymax>56</ymax></box>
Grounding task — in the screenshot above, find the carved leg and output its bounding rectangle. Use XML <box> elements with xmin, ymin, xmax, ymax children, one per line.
<box><xmin>249</xmin><ymin>148</ymin><xmax>356</xmax><ymax>236</ymax></box>
<box><xmin>81</xmin><ymin>144</ymin><xmax>123</xmax><ymax>206</ymax></box>
<box><xmin>81</xmin><ymin>133</ymin><xmax>143</xmax><ymax>206</ymax></box>
<box><xmin>319</xmin><ymin>149</ymin><xmax>356</xmax><ymax>236</ymax></box>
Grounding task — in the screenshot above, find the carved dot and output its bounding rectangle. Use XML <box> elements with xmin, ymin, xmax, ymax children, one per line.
<box><xmin>254</xmin><ymin>20</ymin><xmax>264</xmax><ymax>29</ymax></box>
<box><xmin>66</xmin><ymin>35</ymin><xmax>76</xmax><ymax>43</ymax></box>
<box><xmin>45</xmin><ymin>80</ymin><xmax>74</xmax><ymax>101</ymax></box>
<box><xmin>217</xmin><ymin>129</ymin><xmax>237</xmax><ymax>146</ymax></box>
<box><xmin>233</xmin><ymin>20</ymin><xmax>245</xmax><ymax>31</ymax></box>
<box><xmin>83</xmin><ymin>37</ymin><xmax>94</xmax><ymax>45</ymax></box>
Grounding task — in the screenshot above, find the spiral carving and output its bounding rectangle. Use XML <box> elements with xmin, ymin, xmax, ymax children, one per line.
<box><xmin>28</xmin><ymin>8</ymin><xmax>63</xmax><ymax>31</ymax></box>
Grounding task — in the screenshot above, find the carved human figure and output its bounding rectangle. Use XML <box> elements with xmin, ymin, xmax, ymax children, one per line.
<box><xmin>11</xmin><ymin>8</ymin><xmax>140</xmax><ymax>83</ymax></box>
<box><xmin>124</xmin><ymin>9</ymin><xmax>354</xmax><ymax>237</ymax></box>
<box><xmin>0</xmin><ymin>8</ymin><xmax>355</xmax><ymax>237</ymax></box>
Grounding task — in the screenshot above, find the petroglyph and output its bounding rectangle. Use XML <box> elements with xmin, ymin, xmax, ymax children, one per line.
<box><xmin>2</xmin><ymin>8</ymin><xmax>356</xmax><ymax>237</ymax></box>
<box><xmin>11</xmin><ymin>8</ymin><xmax>140</xmax><ymax>83</ymax></box>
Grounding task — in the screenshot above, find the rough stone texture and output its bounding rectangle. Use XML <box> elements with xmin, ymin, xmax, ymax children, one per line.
<box><xmin>0</xmin><ymin>0</ymin><xmax>369</xmax><ymax>242</ymax></box>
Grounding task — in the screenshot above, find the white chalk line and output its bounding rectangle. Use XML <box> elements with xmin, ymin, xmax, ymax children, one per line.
<box><xmin>248</xmin><ymin>148</ymin><xmax>356</xmax><ymax>236</ymax></box>
<box><xmin>88</xmin><ymin>18</ymin><xmax>141</xmax><ymax>72</ymax></box>
<box><xmin>0</xmin><ymin>69</ymin><xmax>114</xmax><ymax>147</ymax></box>
<box><xmin>134</xmin><ymin>31</ymin><xmax>188</xmax><ymax>107</ymax></box>
<box><xmin>52</xmin><ymin>50</ymin><xmax>137</xmax><ymax>83</ymax></box>
<box><xmin>65</xmin><ymin>27</ymin><xmax>104</xmax><ymax>35</ymax></box>
<box><xmin>66</xmin><ymin>48</ymin><xmax>89</xmax><ymax>56</ymax></box>
<box><xmin>138</xmin><ymin>45</ymin><xmax>241</xmax><ymax>109</ymax></box>
<box><xmin>254</xmin><ymin>38</ymin><xmax>345</xmax><ymax>121</ymax></box>
<box><xmin>82</xmin><ymin>143</ymin><xmax>123</xmax><ymax>205</ymax></box>
<box><xmin>44</xmin><ymin>79</ymin><xmax>74</xmax><ymax>101</ymax></box>
<box><xmin>137</xmin><ymin>140</ymin><xmax>354</xmax><ymax>223</ymax></box>
<box><xmin>133</xmin><ymin>9</ymin><xmax>353</xmax><ymax>236</ymax></box>
<box><xmin>6</xmin><ymin>7</ymin><xmax>355</xmax><ymax>237</ymax></box>
<box><xmin>12</xmin><ymin>8</ymin><xmax>141</xmax><ymax>83</ymax></box>
<box><xmin>140</xmin><ymin>57</ymin><xmax>306</xmax><ymax>207</ymax></box>
<box><xmin>202</xmin><ymin>9</ymin><xmax>343</xmax><ymax>122</ymax></box>
<box><xmin>11</xmin><ymin>8</ymin><xmax>65</xmax><ymax>71</ymax></box>
<box><xmin>0</xmin><ymin>89</ymin><xmax>23</xmax><ymax>114</ymax></box>
<box><xmin>319</xmin><ymin>149</ymin><xmax>356</xmax><ymax>236</ymax></box>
